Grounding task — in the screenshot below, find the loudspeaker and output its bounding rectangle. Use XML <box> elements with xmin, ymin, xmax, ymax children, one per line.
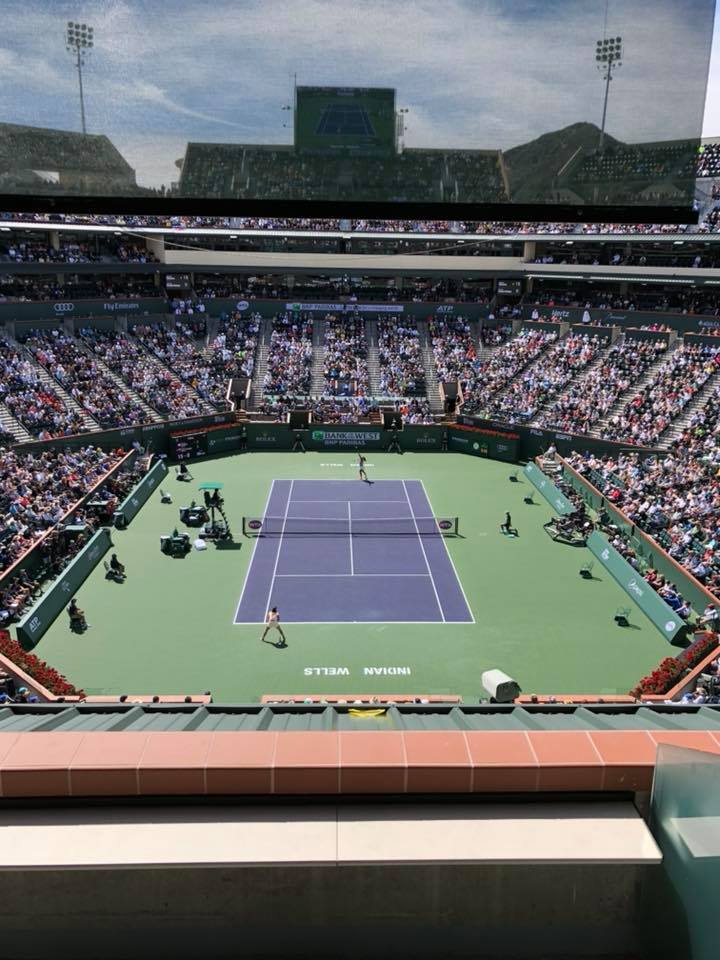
<box><xmin>481</xmin><ymin>669</ymin><xmax>521</xmax><ymax>703</ymax></box>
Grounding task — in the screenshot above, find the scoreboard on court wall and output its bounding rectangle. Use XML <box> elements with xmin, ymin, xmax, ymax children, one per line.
<box><xmin>294</xmin><ymin>86</ymin><xmax>397</xmax><ymax>156</ymax></box>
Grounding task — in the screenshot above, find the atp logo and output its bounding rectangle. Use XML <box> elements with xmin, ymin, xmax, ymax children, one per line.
<box><xmin>665</xmin><ymin>620</ymin><xmax>677</xmax><ymax>633</ymax></box>
<box><xmin>472</xmin><ymin>442</ymin><xmax>480</xmax><ymax>450</ymax></box>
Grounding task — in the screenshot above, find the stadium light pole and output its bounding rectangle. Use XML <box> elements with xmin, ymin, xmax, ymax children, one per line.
<box><xmin>596</xmin><ymin>36</ymin><xmax>623</xmax><ymax>153</ymax></box>
<box><xmin>66</xmin><ymin>21</ymin><xmax>94</xmax><ymax>135</ymax></box>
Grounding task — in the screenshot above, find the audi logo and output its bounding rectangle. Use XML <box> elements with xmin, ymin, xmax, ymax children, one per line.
<box><xmin>53</xmin><ymin>302</ymin><xmax>75</xmax><ymax>313</ymax></box>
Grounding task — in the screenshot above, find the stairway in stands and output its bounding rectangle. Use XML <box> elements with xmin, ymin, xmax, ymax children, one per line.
<box><xmin>473</xmin><ymin>330</ymin><xmax>559</xmax><ymax>411</ymax></box>
<box><xmin>662</xmin><ymin>366</ymin><xmax>720</xmax><ymax>445</ymax></box>
<box><xmin>416</xmin><ymin>319</ymin><xmax>444</xmax><ymax>415</ymax></box>
<box><xmin>0</xmin><ymin>402</ymin><xmax>31</xmax><ymax>442</ymax></box>
<box><xmin>365</xmin><ymin>318</ymin><xmax>382</xmax><ymax>397</ymax></box>
<box><xmin>310</xmin><ymin>315</ymin><xmax>327</xmax><ymax>396</ymax></box>
<box><xmin>132</xmin><ymin>332</ymin><xmax>216</xmax><ymax>415</ymax></box>
<box><xmin>528</xmin><ymin>338</ymin><xmax>611</xmax><ymax>427</ymax></box>
<box><xmin>18</xmin><ymin>342</ymin><xmax>100</xmax><ymax>433</ymax></box>
<box><xmin>248</xmin><ymin>317</ymin><xmax>273</xmax><ymax>411</ymax></box>
<box><xmin>76</xmin><ymin>333</ymin><xmax>163</xmax><ymax>424</ymax></box>
<box><xmin>591</xmin><ymin>338</ymin><xmax>680</xmax><ymax>439</ymax></box>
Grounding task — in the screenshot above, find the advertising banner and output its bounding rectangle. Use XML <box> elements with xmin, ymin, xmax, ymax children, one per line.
<box><xmin>207</xmin><ymin>427</ymin><xmax>244</xmax><ymax>454</ymax></box>
<box><xmin>524</xmin><ymin>462</ymin><xmax>576</xmax><ymax>515</ymax></box>
<box><xmin>447</xmin><ymin>424</ymin><xmax>518</xmax><ymax>462</ymax></box>
<box><xmin>15</xmin><ymin>528</ymin><xmax>113</xmax><ymax>649</ymax></box>
<box><xmin>307</xmin><ymin>427</ymin><xmax>384</xmax><ymax>450</ymax></box>
<box><xmin>201</xmin><ymin>298</ymin><xmax>489</xmax><ymax>320</ymax></box>
<box><xmin>114</xmin><ymin>460</ymin><xmax>168</xmax><ymax>528</ymax></box>
<box><xmin>587</xmin><ymin>531</ymin><xmax>687</xmax><ymax>643</ymax></box>
<box><xmin>246</xmin><ymin>423</ymin><xmax>295</xmax><ymax>450</ymax></box>
<box><xmin>402</xmin><ymin>426</ymin><xmax>443</xmax><ymax>451</ymax></box>
<box><xmin>1</xmin><ymin>298</ymin><xmax>165</xmax><ymax>322</ymax></box>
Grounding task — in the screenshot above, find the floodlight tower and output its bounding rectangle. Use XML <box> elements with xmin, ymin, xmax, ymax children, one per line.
<box><xmin>66</xmin><ymin>21</ymin><xmax>94</xmax><ymax>135</ymax></box>
<box><xmin>596</xmin><ymin>36</ymin><xmax>623</xmax><ymax>153</ymax></box>
<box><xmin>396</xmin><ymin>107</ymin><xmax>410</xmax><ymax>154</ymax></box>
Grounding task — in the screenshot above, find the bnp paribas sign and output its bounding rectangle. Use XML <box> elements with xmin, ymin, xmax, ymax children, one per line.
<box><xmin>312</xmin><ymin>430</ymin><xmax>380</xmax><ymax>446</ymax></box>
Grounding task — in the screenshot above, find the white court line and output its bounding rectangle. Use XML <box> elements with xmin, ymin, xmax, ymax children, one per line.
<box><xmin>290</xmin><ymin>499</ymin><xmax>407</xmax><ymax>503</ymax></box>
<box><xmin>348</xmin><ymin>501</ymin><xmax>354</xmax><ymax>576</ymax></box>
<box><xmin>419</xmin><ymin>479</ymin><xmax>476</xmax><ymax>624</ymax></box>
<box><xmin>234</xmin><ymin>620</ymin><xmax>469</xmax><ymax>625</ymax></box>
<box><xmin>232</xmin><ymin>479</ymin><xmax>276</xmax><ymax>625</ymax></box>
<box><xmin>402</xmin><ymin>480</ymin><xmax>445</xmax><ymax>623</ymax></box>
<box><xmin>274</xmin><ymin>573</ymin><xmax>431</xmax><ymax>578</ymax></box>
<box><xmin>264</xmin><ymin>479</ymin><xmax>293</xmax><ymax>620</ymax></box>
<box><xmin>258</xmin><ymin>515</ymin><xmax>436</xmax><ymax>523</ymax></box>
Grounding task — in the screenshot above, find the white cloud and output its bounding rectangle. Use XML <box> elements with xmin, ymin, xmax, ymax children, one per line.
<box><xmin>125</xmin><ymin>81</ymin><xmax>246</xmax><ymax>129</ymax></box>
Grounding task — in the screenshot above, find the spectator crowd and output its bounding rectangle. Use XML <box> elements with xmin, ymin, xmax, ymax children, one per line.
<box><xmin>377</xmin><ymin>318</ymin><xmax>426</xmax><ymax>397</ymax></box>
<box><xmin>323</xmin><ymin>314</ymin><xmax>369</xmax><ymax>397</ymax></box>
<box><xmin>600</xmin><ymin>343</ymin><xmax>720</xmax><ymax>445</ymax></box>
<box><xmin>263</xmin><ymin>313</ymin><xmax>313</xmax><ymax>397</ymax></box>
<box><xmin>0</xmin><ymin>336</ymin><xmax>84</xmax><ymax>438</ymax></box>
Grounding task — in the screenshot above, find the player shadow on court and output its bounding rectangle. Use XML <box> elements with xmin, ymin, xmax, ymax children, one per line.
<box><xmin>262</xmin><ymin>636</ymin><xmax>288</xmax><ymax>649</ymax></box>
<box><xmin>500</xmin><ymin>528</ymin><xmax>520</xmax><ymax>538</ymax></box>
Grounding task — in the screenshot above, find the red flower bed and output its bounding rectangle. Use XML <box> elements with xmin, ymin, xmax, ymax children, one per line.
<box><xmin>677</xmin><ymin>630</ymin><xmax>719</xmax><ymax>668</ymax></box>
<box><xmin>0</xmin><ymin>630</ymin><xmax>84</xmax><ymax>698</ymax></box>
<box><xmin>630</xmin><ymin>657</ymin><xmax>686</xmax><ymax>699</ymax></box>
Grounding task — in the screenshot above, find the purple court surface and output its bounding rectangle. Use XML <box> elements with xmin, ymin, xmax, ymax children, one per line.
<box><xmin>234</xmin><ymin>479</ymin><xmax>474</xmax><ymax>624</ymax></box>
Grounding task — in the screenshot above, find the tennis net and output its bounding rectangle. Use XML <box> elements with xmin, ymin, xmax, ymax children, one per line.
<box><xmin>242</xmin><ymin>516</ymin><xmax>459</xmax><ymax>536</ymax></box>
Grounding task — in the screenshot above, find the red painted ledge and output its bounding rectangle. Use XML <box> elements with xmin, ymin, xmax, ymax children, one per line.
<box><xmin>2</xmin><ymin>729</ymin><xmax>720</xmax><ymax>799</ymax></box>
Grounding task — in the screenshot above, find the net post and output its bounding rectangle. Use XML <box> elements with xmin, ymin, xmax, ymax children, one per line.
<box><xmin>242</xmin><ymin>517</ymin><xmax>249</xmax><ymax>537</ymax></box>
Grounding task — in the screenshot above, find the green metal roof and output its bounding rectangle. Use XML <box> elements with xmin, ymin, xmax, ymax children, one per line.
<box><xmin>2</xmin><ymin>702</ymin><xmax>720</xmax><ymax>733</ymax></box>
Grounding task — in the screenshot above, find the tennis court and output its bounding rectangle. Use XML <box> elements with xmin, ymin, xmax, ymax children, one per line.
<box><xmin>316</xmin><ymin>104</ymin><xmax>375</xmax><ymax>136</ymax></box>
<box><xmin>234</xmin><ymin>479</ymin><xmax>474</xmax><ymax>624</ymax></box>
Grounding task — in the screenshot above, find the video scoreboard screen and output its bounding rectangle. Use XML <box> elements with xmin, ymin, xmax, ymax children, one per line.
<box><xmin>295</xmin><ymin>87</ymin><xmax>396</xmax><ymax>157</ymax></box>
<box><xmin>170</xmin><ymin>431</ymin><xmax>208</xmax><ymax>461</ymax></box>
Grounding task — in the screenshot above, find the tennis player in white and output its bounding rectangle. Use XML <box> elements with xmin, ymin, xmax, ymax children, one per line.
<box><xmin>261</xmin><ymin>606</ymin><xmax>287</xmax><ymax>645</ymax></box>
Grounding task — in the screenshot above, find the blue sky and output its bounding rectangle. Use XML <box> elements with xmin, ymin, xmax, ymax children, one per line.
<box><xmin>0</xmin><ymin>0</ymin><xmax>717</xmax><ymax>187</ymax></box>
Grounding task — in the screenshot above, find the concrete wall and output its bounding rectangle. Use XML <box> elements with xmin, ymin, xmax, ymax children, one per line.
<box><xmin>0</xmin><ymin>862</ymin><xmax>657</xmax><ymax>959</ymax></box>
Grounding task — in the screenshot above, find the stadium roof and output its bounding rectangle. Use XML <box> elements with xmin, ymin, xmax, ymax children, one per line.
<box><xmin>0</xmin><ymin>123</ymin><xmax>135</xmax><ymax>177</ymax></box>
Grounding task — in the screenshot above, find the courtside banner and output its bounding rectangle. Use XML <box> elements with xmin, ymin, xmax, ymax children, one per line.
<box><xmin>524</xmin><ymin>462</ymin><xmax>576</xmax><ymax>515</ymax></box>
<box><xmin>308</xmin><ymin>428</ymin><xmax>384</xmax><ymax>450</ymax></box>
<box><xmin>587</xmin><ymin>531</ymin><xmax>687</xmax><ymax>643</ymax></box>
<box><xmin>447</xmin><ymin>424</ymin><xmax>518</xmax><ymax>462</ymax></box>
<box><xmin>15</xmin><ymin>528</ymin><xmax>113</xmax><ymax>650</ymax></box>
<box><xmin>114</xmin><ymin>459</ymin><xmax>168</xmax><ymax>528</ymax></box>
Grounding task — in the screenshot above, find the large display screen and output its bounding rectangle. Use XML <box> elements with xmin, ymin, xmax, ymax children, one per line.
<box><xmin>0</xmin><ymin>0</ymin><xmax>715</xmax><ymax>221</ymax></box>
<box><xmin>295</xmin><ymin>87</ymin><xmax>396</xmax><ymax>156</ymax></box>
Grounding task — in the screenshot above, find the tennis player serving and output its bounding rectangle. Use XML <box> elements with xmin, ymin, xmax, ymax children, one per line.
<box><xmin>357</xmin><ymin>452</ymin><xmax>368</xmax><ymax>482</ymax></box>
